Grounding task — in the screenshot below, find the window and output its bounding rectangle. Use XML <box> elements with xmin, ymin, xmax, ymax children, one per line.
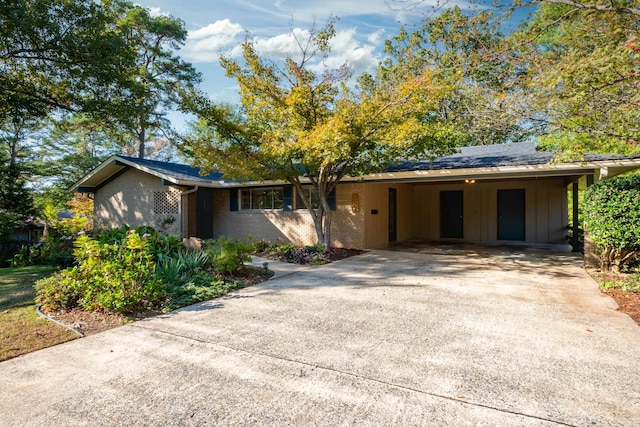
<box><xmin>295</xmin><ymin>186</ymin><xmax>320</xmax><ymax>210</ymax></box>
<box><xmin>240</xmin><ymin>187</ymin><xmax>284</xmax><ymax>210</ymax></box>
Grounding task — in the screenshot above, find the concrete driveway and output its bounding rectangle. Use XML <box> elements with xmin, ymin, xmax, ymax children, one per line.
<box><xmin>1</xmin><ymin>249</ymin><xmax>640</xmax><ymax>426</ymax></box>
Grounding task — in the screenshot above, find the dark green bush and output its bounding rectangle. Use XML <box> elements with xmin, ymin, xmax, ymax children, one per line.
<box><xmin>11</xmin><ymin>239</ymin><xmax>75</xmax><ymax>268</ymax></box>
<box><xmin>583</xmin><ymin>174</ymin><xmax>640</xmax><ymax>272</ymax></box>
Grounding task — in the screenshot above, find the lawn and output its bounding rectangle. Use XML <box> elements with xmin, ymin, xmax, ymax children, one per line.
<box><xmin>0</xmin><ymin>266</ymin><xmax>78</xmax><ymax>362</ymax></box>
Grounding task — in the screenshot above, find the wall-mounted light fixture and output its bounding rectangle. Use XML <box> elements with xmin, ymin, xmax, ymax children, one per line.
<box><xmin>465</xmin><ymin>179</ymin><xmax>476</xmax><ymax>184</ymax></box>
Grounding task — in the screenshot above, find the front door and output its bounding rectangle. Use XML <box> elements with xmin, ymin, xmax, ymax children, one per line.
<box><xmin>497</xmin><ymin>189</ymin><xmax>525</xmax><ymax>241</ymax></box>
<box><xmin>440</xmin><ymin>190</ymin><xmax>463</xmax><ymax>238</ymax></box>
<box><xmin>196</xmin><ymin>188</ymin><xmax>214</xmax><ymax>239</ymax></box>
<box><xmin>388</xmin><ymin>188</ymin><xmax>397</xmax><ymax>242</ymax></box>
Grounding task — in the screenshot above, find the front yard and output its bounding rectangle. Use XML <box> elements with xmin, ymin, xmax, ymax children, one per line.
<box><xmin>0</xmin><ymin>266</ymin><xmax>78</xmax><ymax>361</ymax></box>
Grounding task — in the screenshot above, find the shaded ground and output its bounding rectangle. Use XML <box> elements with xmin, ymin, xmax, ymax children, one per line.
<box><xmin>0</xmin><ymin>266</ymin><xmax>77</xmax><ymax>361</ymax></box>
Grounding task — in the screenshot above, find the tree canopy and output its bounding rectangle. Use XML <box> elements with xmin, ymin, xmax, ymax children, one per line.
<box><xmin>0</xmin><ymin>0</ymin><xmax>136</xmax><ymax>121</ymax></box>
<box><xmin>387</xmin><ymin>0</ymin><xmax>640</xmax><ymax>157</ymax></box>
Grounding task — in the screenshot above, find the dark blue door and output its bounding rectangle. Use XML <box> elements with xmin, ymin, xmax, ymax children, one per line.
<box><xmin>497</xmin><ymin>189</ymin><xmax>525</xmax><ymax>241</ymax></box>
<box><xmin>196</xmin><ymin>188</ymin><xmax>214</xmax><ymax>239</ymax></box>
<box><xmin>388</xmin><ymin>188</ymin><xmax>397</xmax><ymax>242</ymax></box>
<box><xmin>440</xmin><ymin>190</ymin><xmax>463</xmax><ymax>238</ymax></box>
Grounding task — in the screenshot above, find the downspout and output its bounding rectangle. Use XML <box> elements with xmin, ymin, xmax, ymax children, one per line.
<box><xmin>179</xmin><ymin>186</ymin><xmax>199</xmax><ymax>238</ymax></box>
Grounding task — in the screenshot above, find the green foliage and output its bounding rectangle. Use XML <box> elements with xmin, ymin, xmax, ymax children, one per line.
<box><xmin>0</xmin><ymin>164</ymin><xmax>36</xmax><ymax>239</ymax></box>
<box><xmin>507</xmin><ymin>1</ymin><xmax>640</xmax><ymax>154</ymax></box>
<box><xmin>260</xmin><ymin>242</ymin><xmax>329</xmax><ymax>265</ymax></box>
<box><xmin>10</xmin><ymin>240</ymin><xmax>75</xmax><ymax>268</ymax></box>
<box><xmin>0</xmin><ymin>0</ymin><xmax>137</xmax><ymax>121</ymax></box>
<box><xmin>34</xmin><ymin>271</ymin><xmax>83</xmax><ymax>311</ymax></box>
<box><xmin>156</xmin><ymin>249</ymin><xmax>210</xmax><ymax>283</ymax></box>
<box><xmin>600</xmin><ymin>276</ymin><xmax>640</xmax><ymax>293</ymax></box>
<box><xmin>165</xmin><ymin>274</ymin><xmax>244</xmax><ymax>311</ymax></box>
<box><xmin>33</xmin><ymin>227</ymin><xmax>259</xmax><ymax>315</ymax></box>
<box><xmin>203</xmin><ymin>237</ymin><xmax>253</xmax><ymax>274</ymax></box>
<box><xmin>584</xmin><ymin>175</ymin><xmax>640</xmax><ymax>272</ymax></box>
<box><xmin>35</xmin><ymin>232</ymin><xmax>168</xmax><ymax>314</ymax></box>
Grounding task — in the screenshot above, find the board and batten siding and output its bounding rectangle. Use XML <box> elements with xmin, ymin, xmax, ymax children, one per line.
<box><xmin>362</xmin><ymin>183</ymin><xmax>414</xmax><ymax>248</ymax></box>
<box><xmin>412</xmin><ymin>178</ymin><xmax>568</xmax><ymax>245</ymax></box>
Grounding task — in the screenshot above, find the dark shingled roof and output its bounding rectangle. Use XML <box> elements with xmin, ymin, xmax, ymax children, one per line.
<box><xmin>386</xmin><ymin>142</ymin><xmax>636</xmax><ymax>172</ymax></box>
<box><xmin>116</xmin><ymin>142</ymin><xmax>639</xmax><ymax>183</ymax></box>
<box><xmin>118</xmin><ymin>155</ymin><xmax>224</xmax><ymax>183</ymax></box>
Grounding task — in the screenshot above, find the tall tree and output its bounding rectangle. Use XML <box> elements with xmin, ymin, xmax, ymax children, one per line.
<box><xmin>511</xmin><ymin>1</ymin><xmax>640</xmax><ymax>156</ymax></box>
<box><xmin>183</xmin><ymin>22</ymin><xmax>465</xmax><ymax>247</ymax></box>
<box><xmin>0</xmin><ymin>164</ymin><xmax>36</xmax><ymax>239</ymax></box>
<box><xmin>377</xmin><ymin>7</ymin><xmax>530</xmax><ymax>145</ymax></box>
<box><xmin>111</xmin><ymin>3</ymin><xmax>202</xmax><ymax>158</ymax></box>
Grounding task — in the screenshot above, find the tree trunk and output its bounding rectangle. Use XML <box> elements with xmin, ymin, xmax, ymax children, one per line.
<box><xmin>322</xmin><ymin>207</ymin><xmax>332</xmax><ymax>248</ymax></box>
<box><xmin>137</xmin><ymin>126</ymin><xmax>146</xmax><ymax>159</ymax></box>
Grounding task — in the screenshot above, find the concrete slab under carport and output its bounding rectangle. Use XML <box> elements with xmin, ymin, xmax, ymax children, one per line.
<box><xmin>1</xmin><ymin>249</ymin><xmax>639</xmax><ymax>426</ymax></box>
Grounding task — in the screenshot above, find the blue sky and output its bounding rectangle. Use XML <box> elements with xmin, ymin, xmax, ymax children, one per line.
<box><xmin>134</xmin><ymin>0</ymin><xmax>528</xmax><ymax>129</ymax></box>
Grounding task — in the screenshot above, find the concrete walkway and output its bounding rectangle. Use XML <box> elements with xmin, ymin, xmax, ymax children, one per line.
<box><xmin>1</xmin><ymin>249</ymin><xmax>640</xmax><ymax>426</ymax></box>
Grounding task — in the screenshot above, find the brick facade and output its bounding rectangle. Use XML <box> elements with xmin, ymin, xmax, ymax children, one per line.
<box><xmin>93</xmin><ymin>168</ymin><xmax>181</xmax><ymax>235</ymax></box>
<box><xmin>212</xmin><ymin>184</ymin><xmax>365</xmax><ymax>248</ymax></box>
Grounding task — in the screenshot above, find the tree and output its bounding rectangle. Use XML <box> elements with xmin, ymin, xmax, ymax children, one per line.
<box><xmin>583</xmin><ymin>175</ymin><xmax>640</xmax><ymax>272</ymax></box>
<box><xmin>376</xmin><ymin>7</ymin><xmax>530</xmax><ymax>145</ymax></box>
<box><xmin>511</xmin><ymin>1</ymin><xmax>640</xmax><ymax>157</ymax></box>
<box><xmin>0</xmin><ymin>164</ymin><xmax>36</xmax><ymax>240</ymax></box>
<box><xmin>182</xmin><ymin>22</ymin><xmax>465</xmax><ymax>247</ymax></box>
<box><xmin>109</xmin><ymin>3</ymin><xmax>201</xmax><ymax>158</ymax></box>
<box><xmin>0</xmin><ymin>0</ymin><xmax>137</xmax><ymax>121</ymax></box>
<box><xmin>0</xmin><ymin>111</ymin><xmax>47</xmax><ymax>169</ymax></box>
<box><xmin>387</xmin><ymin>0</ymin><xmax>640</xmax><ymax>156</ymax></box>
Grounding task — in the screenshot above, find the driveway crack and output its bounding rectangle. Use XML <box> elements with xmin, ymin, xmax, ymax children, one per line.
<box><xmin>130</xmin><ymin>324</ymin><xmax>579</xmax><ymax>427</ymax></box>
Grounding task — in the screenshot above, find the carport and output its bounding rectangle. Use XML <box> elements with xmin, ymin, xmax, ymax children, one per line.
<box><xmin>359</xmin><ymin>142</ymin><xmax>640</xmax><ymax>250</ymax></box>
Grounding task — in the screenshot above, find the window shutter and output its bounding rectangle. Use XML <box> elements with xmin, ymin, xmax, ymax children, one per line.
<box><xmin>283</xmin><ymin>185</ymin><xmax>293</xmax><ymax>211</ymax></box>
<box><xmin>328</xmin><ymin>188</ymin><xmax>336</xmax><ymax>211</ymax></box>
<box><xmin>229</xmin><ymin>189</ymin><xmax>238</xmax><ymax>211</ymax></box>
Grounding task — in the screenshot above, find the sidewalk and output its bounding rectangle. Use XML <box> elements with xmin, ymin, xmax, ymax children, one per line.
<box><xmin>250</xmin><ymin>256</ymin><xmax>309</xmax><ymax>279</ymax></box>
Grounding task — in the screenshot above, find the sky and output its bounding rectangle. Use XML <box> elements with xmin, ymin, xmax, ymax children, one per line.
<box><xmin>133</xmin><ymin>0</ymin><xmax>528</xmax><ymax>129</ymax></box>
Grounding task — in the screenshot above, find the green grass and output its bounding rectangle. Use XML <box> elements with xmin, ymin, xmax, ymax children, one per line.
<box><xmin>0</xmin><ymin>266</ymin><xmax>77</xmax><ymax>361</ymax></box>
<box><xmin>0</xmin><ymin>265</ymin><xmax>57</xmax><ymax>310</ymax></box>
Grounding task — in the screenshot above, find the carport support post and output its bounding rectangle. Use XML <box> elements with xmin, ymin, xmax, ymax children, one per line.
<box><xmin>572</xmin><ymin>181</ymin><xmax>579</xmax><ymax>252</ymax></box>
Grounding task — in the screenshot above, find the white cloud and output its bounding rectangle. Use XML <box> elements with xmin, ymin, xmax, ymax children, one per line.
<box><xmin>183</xmin><ymin>19</ymin><xmax>245</xmax><ymax>63</ymax></box>
<box><xmin>367</xmin><ymin>29</ymin><xmax>385</xmax><ymax>45</ymax></box>
<box><xmin>146</xmin><ymin>6</ymin><xmax>166</xmax><ymax>17</ymax></box>
<box><xmin>226</xmin><ymin>27</ymin><xmax>380</xmax><ymax>76</ymax></box>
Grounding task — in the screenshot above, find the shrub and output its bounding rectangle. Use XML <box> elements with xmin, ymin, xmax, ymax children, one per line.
<box><xmin>583</xmin><ymin>174</ymin><xmax>640</xmax><ymax>272</ymax></box>
<box><xmin>35</xmin><ymin>232</ymin><xmax>168</xmax><ymax>314</ymax></box>
<box><xmin>267</xmin><ymin>242</ymin><xmax>329</xmax><ymax>264</ymax></box>
<box><xmin>35</xmin><ymin>270</ymin><xmax>83</xmax><ymax>311</ymax></box>
<box><xmin>156</xmin><ymin>249</ymin><xmax>210</xmax><ymax>283</ymax></box>
<box><xmin>204</xmin><ymin>236</ymin><xmax>253</xmax><ymax>274</ymax></box>
<box><xmin>11</xmin><ymin>239</ymin><xmax>75</xmax><ymax>268</ymax></box>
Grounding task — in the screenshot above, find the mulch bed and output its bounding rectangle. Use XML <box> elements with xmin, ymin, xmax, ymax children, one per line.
<box><xmin>602</xmin><ymin>288</ymin><xmax>640</xmax><ymax>326</ymax></box>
